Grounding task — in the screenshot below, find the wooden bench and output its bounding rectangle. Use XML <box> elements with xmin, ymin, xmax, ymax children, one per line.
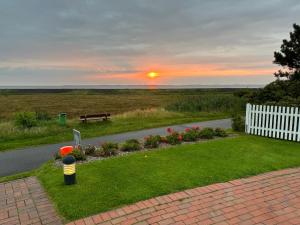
<box><xmin>79</xmin><ymin>113</ymin><xmax>110</xmax><ymax>123</ymax></box>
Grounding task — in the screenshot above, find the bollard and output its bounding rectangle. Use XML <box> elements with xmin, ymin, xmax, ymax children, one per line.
<box><xmin>63</xmin><ymin>155</ymin><xmax>76</xmax><ymax>185</ymax></box>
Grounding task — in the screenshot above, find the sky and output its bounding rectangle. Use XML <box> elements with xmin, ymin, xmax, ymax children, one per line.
<box><xmin>1</xmin><ymin>0</ymin><xmax>300</xmax><ymax>86</ymax></box>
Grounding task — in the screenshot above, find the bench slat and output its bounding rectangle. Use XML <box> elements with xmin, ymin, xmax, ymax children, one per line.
<box><xmin>79</xmin><ymin>113</ymin><xmax>110</xmax><ymax>122</ymax></box>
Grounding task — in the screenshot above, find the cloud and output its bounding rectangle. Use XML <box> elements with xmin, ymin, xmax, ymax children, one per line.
<box><xmin>0</xmin><ymin>0</ymin><xmax>299</xmax><ymax>85</ymax></box>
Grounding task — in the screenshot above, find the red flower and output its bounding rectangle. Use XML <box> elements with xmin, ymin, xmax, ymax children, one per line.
<box><xmin>178</xmin><ymin>135</ymin><xmax>183</xmax><ymax>141</ymax></box>
<box><xmin>185</xmin><ymin>128</ymin><xmax>191</xmax><ymax>132</ymax></box>
<box><xmin>192</xmin><ymin>126</ymin><xmax>200</xmax><ymax>130</ymax></box>
<box><xmin>167</xmin><ymin>127</ymin><xmax>173</xmax><ymax>133</ymax></box>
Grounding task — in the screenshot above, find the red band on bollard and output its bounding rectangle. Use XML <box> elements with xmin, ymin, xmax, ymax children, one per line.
<box><xmin>60</xmin><ymin>146</ymin><xmax>73</xmax><ymax>157</ymax></box>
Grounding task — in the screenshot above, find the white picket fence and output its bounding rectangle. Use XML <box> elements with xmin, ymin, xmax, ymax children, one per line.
<box><xmin>245</xmin><ymin>103</ymin><xmax>300</xmax><ymax>142</ymax></box>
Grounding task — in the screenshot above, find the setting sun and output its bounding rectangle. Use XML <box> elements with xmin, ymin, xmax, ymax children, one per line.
<box><xmin>147</xmin><ymin>72</ymin><xmax>158</xmax><ymax>79</ymax></box>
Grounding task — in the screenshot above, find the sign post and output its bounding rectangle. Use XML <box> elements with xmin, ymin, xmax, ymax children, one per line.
<box><xmin>73</xmin><ymin>129</ymin><xmax>81</xmax><ymax>147</ymax></box>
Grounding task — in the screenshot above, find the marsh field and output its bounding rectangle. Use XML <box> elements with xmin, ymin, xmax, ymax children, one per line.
<box><xmin>0</xmin><ymin>89</ymin><xmax>251</xmax><ymax>151</ymax></box>
<box><xmin>0</xmin><ymin>89</ymin><xmax>249</xmax><ymax>119</ymax></box>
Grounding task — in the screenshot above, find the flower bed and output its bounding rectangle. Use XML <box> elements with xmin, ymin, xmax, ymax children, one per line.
<box><xmin>54</xmin><ymin>127</ymin><xmax>229</xmax><ymax>164</ymax></box>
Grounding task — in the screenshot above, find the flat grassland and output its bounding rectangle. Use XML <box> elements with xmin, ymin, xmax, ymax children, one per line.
<box><xmin>38</xmin><ymin>135</ymin><xmax>300</xmax><ymax>221</ymax></box>
<box><xmin>0</xmin><ymin>89</ymin><xmax>236</xmax><ymax>120</ymax></box>
<box><xmin>0</xmin><ymin>89</ymin><xmax>240</xmax><ymax>151</ymax></box>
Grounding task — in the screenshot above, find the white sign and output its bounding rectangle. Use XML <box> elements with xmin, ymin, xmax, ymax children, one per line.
<box><xmin>73</xmin><ymin>129</ymin><xmax>81</xmax><ymax>146</ymax></box>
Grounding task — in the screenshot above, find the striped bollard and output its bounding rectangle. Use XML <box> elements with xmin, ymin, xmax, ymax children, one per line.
<box><xmin>63</xmin><ymin>155</ymin><xmax>76</xmax><ymax>185</ymax></box>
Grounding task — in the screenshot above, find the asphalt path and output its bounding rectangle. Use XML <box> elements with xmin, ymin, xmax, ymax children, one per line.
<box><xmin>0</xmin><ymin>119</ymin><xmax>231</xmax><ymax>177</ymax></box>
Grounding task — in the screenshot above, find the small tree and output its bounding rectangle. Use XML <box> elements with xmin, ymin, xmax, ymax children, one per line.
<box><xmin>273</xmin><ymin>24</ymin><xmax>300</xmax><ymax>80</ymax></box>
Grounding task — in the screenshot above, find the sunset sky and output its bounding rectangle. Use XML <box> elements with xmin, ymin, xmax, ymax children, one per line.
<box><xmin>1</xmin><ymin>0</ymin><xmax>300</xmax><ymax>86</ymax></box>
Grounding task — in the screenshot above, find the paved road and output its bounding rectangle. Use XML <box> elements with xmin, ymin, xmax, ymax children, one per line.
<box><xmin>0</xmin><ymin>119</ymin><xmax>231</xmax><ymax>177</ymax></box>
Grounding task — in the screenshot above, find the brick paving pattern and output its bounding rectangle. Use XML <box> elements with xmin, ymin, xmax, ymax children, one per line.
<box><xmin>67</xmin><ymin>168</ymin><xmax>300</xmax><ymax>225</ymax></box>
<box><xmin>0</xmin><ymin>177</ymin><xmax>62</xmax><ymax>225</ymax></box>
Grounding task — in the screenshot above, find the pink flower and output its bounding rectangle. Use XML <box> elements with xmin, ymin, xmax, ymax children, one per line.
<box><xmin>167</xmin><ymin>127</ymin><xmax>173</xmax><ymax>133</ymax></box>
<box><xmin>178</xmin><ymin>135</ymin><xmax>183</xmax><ymax>141</ymax></box>
<box><xmin>192</xmin><ymin>126</ymin><xmax>200</xmax><ymax>130</ymax></box>
<box><xmin>185</xmin><ymin>128</ymin><xmax>191</xmax><ymax>132</ymax></box>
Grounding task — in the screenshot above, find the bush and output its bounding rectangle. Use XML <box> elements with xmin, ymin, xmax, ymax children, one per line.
<box><xmin>199</xmin><ymin>128</ymin><xmax>215</xmax><ymax>139</ymax></box>
<box><xmin>144</xmin><ymin>135</ymin><xmax>161</xmax><ymax>148</ymax></box>
<box><xmin>250</xmin><ymin>80</ymin><xmax>300</xmax><ymax>106</ymax></box>
<box><xmin>214</xmin><ymin>128</ymin><xmax>228</xmax><ymax>137</ymax></box>
<box><xmin>93</xmin><ymin>149</ymin><xmax>103</xmax><ymax>157</ymax></box>
<box><xmin>121</xmin><ymin>139</ymin><xmax>141</xmax><ymax>152</ymax></box>
<box><xmin>69</xmin><ymin>148</ymin><xmax>86</xmax><ymax>161</ymax></box>
<box><xmin>166</xmin><ymin>94</ymin><xmax>246</xmax><ymax>113</ymax></box>
<box><xmin>15</xmin><ymin>112</ymin><xmax>37</xmax><ymax>128</ymax></box>
<box><xmin>83</xmin><ymin>145</ymin><xmax>96</xmax><ymax>155</ymax></box>
<box><xmin>100</xmin><ymin>142</ymin><xmax>119</xmax><ymax>157</ymax></box>
<box><xmin>35</xmin><ymin>110</ymin><xmax>51</xmax><ymax>121</ymax></box>
<box><xmin>182</xmin><ymin>128</ymin><xmax>198</xmax><ymax>142</ymax></box>
<box><xmin>54</xmin><ymin>151</ymin><xmax>61</xmax><ymax>160</ymax></box>
<box><xmin>232</xmin><ymin>115</ymin><xmax>245</xmax><ymax>132</ymax></box>
<box><xmin>166</xmin><ymin>131</ymin><xmax>182</xmax><ymax>145</ymax></box>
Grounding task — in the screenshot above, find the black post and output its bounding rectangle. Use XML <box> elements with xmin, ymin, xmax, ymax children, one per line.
<box><xmin>63</xmin><ymin>155</ymin><xmax>76</xmax><ymax>185</ymax></box>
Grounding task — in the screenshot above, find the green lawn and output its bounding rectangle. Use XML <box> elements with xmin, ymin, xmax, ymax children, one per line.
<box><xmin>37</xmin><ymin>135</ymin><xmax>300</xmax><ymax>222</ymax></box>
<box><xmin>0</xmin><ymin>109</ymin><xmax>227</xmax><ymax>151</ymax></box>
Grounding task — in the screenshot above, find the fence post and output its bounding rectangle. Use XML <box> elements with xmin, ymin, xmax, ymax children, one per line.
<box><xmin>297</xmin><ymin>107</ymin><xmax>300</xmax><ymax>142</ymax></box>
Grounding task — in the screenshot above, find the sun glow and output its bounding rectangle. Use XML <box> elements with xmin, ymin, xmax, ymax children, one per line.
<box><xmin>147</xmin><ymin>72</ymin><xmax>158</xmax><ymax>79</ymax></box>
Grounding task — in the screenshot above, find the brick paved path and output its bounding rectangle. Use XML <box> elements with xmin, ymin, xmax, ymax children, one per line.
<box><xmin>67</xmin><ymin>168</ymin><xmax>300</xmax><ymax>225</ymax></box>
<box><xmin>0</xmin><ymin>177</ymin><xmax>62</xmax><ymax>225</ymax></box>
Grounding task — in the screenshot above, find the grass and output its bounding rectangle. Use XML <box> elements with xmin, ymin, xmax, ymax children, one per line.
<box><xmin>166</xmin><ymin>94</ymin><xmax>246</xmax><ymax>113</ymax></box>
<box><xmin>0</xmin><ymin>170</ymin><xmax>34</xmax><ymax>183</ymax></box>
<box><xmin>37</xmin><ymin>135</ymin><xmax>300</xmax><ymax>221</ymax></box>
<box><xmin>0</xmin><ymin>89</ymin><xmax>244</xmax><ymax>120</ymax></box>
<box><xmin>0</xmin><ymin>109</ymin><xmax>227</xmax><ymax>151</ymax></box>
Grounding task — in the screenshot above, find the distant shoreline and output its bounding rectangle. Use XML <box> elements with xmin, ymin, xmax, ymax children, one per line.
<box><xmin>0</xmin><ymin>84</ymin><xmax>264</xmax><ymax>89</ymax></box>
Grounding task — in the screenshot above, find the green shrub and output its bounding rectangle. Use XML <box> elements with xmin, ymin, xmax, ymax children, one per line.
<box><xmin>100</xmin><ymin>142</ymin><xmax>119</xmax><ymax>157</ymax></box>
<box><xmin>166</xmin><ymin>94</ymin><xmax>246</xmax><ymax>113</ymax></box>
<box><xmin>84</xmin><ymin>145</ymin><xmax>96</xmax><ymax>155</ymax></box>
<box><xmin>93</xmin><ymin>149</ymin><xmax>102</xmax><ymax>157</ymax></box>
<box><xmin>35</xmin><ymin>110</ymin><xmax>51</xmax><ymax>121</ymax></box>
<box><xmin>15</xmin><ymin>112</ymin><xmax>37</xmax><ymax>128</ymax></box>
<box><xmin>199</xmin><ymin>128</ymin><xmax>215</xmax><ymax>139</ymax></box>
<box><xmin>214</xmin><ymin>128</ymin><xmax>228</xmax><ymax>137</ymax></box>
<box><xmin>166</xmin><ymin>132</ymin><xmax>182</xmax><ymax>145</ymax></box>
<box><xmin>144</xmin><ymin>135</ymin><xmax>161</xmax><ymax>148</ymax></box>
<box><xmin>53</xmin><ymin>151</ymin><xmax>61</xmax><ymax>160</ymax></box>
<box><xmin>232</xmin><ymin>115</ymin><xmax>245</xmax><ymax>132</ymax></box>
<box><xmin>69</xmin><ymin>148</ymin><xmax>86</xmax><ymax>161</ymax></box>
<box><xmin>121</xmin><ymin>139</ymin><xmax>141</xmax><ymax>152</ymax></box>
<box><xmin>182</xmin><ymin>128</ymin><xmax>198</xmax><ymax>142</ymax></box>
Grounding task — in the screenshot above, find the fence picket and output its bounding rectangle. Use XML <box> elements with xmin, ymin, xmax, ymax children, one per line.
<box><xmin>269</xmin><ymin>105</ymin><xmax>274</xmax><ymax>137</ymax></box>
<box><xmin>261</xmin><ymin>105</ymin><xmax>266</xmax><ymax>136</ymax></box>
<box><xmin>294</xmin><ymin>107</ymin><xmax>299</xmax><ymax>141</ymax></box>
<box><xmin>250</xmin><ymin>104</ymin><xmax>255</xmax><ymax>134</ymax></box>
<box><xmin>297</xmin><ymin>108</ymin><xmax>300</xmax><ymax>142</ymax></box>
<box><xmin>273</xmin><ymin>106</ymin><xmax>278</xmax><ymax>138</ymax></box>
<box><xmin>246</xmin><ymin>104</ymin><xmax>251</xmax><ymax>133</ymax></box>
<box><xmin>265</xmin><ymin>105</ymin><xmax>270</xmax><ymax>137</ymax></box>
<box><xmin>284</xmin><ymin>107</ymin><xmax>289</xmax><ymax>140</ymax></box>
<box><xmin>245</xmin><ymin>103</ymin><xmax>300</xmax><ymax>142</ymax></box>
<box><xmin>289</xmin><ymin>107</ymin><xmax>294</xmax><ymax>141</ymax></box>
<box><xmin>279</xmin><ymin>106</ymin><xmax>284</xmax><ymax>139</ymax></box>
<box><xmin>258</xmin><ymin>105</ymin><xmax>262</xmax><ymax>135</ymax></box>
<box><xmin>277</xmin><ymin>106</ymin><xmax>282</xmax><ymax>139</ymax></box>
